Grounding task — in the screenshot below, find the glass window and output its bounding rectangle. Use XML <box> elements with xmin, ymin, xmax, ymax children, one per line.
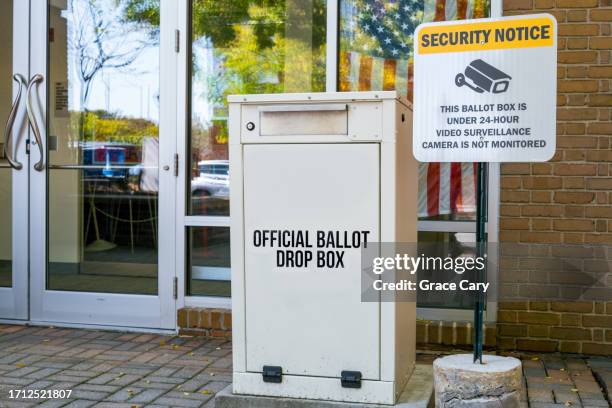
<box><xmin>187</xmin><ymin>226</ymin><xmax>230</xmax><ymax>297</ymax></box>
<box><xmin>417</xmin><ymin>162</ymin><xmax>478</xmax><ymax>221</ymax></box>
<box><xmin>339</xmin><ymin>0</ymin><xmax>490</xmax><ymax>221</ymax></box>
<box><xmin>188</xmin><ymin>0</ymin><xmax>327</xmax><ymax>217</ymax></box>
<box><xmin>0</xmin><ymin>0</ymin><xmax>12</xmax><ymax>288</ymax></box>
<box><xmin>187</xmin><ymin>0</ymin><xmax>327</xmax><ymax>297</ymax></box>
<box><xmin>417</xmin><ymin>231</ymin><xmax>478</xmax><ymax>309</ymax></box>
<box><xmin>47</xmin><ymin>0</ymin><xmax>160</xmax><ymax>295</ymax></box>
<box><xmin>0</xmin><ymin>168</ymin><xmax>10</xmax><ymax>288</ymax></box>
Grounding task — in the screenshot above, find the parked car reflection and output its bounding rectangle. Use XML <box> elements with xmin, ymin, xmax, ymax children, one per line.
<box><xmin>192</xmin><ymin>160</ymin><xmax>229</xmax><ymax>198</ymax></box>
<box><xmin>190</xmin><ymin>160</ymin><xmax>229</xmax><ymax>216</ymax></box>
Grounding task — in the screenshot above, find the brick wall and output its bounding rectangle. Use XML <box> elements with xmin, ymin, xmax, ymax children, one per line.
<box><xmin>416</xmin><ymin>320</ymin><xmax>497</xmax><ymax>349</ymax></box>
<box><xmin>177</xmin><ymin>307</ymin><xmax>232</xmax><ymax>338</ymax></box>
<box><xmin>499</xmin><ymin>0</ymin><xmax>612</xmax><ymax>355</ymax></box>
<box><xmin>498</xmin><ymin>301</ymin><xmax>611</xmax><ymax>355</ymax></box>
<box><xmin>176</xmin><ymin>309</ymin><xmax>501</xmax><ymax>350</ymax></box>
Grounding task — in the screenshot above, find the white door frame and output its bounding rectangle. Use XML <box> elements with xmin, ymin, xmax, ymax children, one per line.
<box><xmin>27</xmin><ymin>0</ymin><xmax>177</xmax><ymax>330</ymax></box>
<box><xmin>176</xmin><ymin>0</ymin><xmax>501</xmax><ymax>326</ymax></box>
<box><xmin>0</xmin><ymin>0</ymin><xmax>30</xmax><ymax>321</ymax></box>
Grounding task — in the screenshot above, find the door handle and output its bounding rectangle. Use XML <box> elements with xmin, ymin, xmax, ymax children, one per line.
<box><xmin>3</xmin><ymin>74</ymin><xmax>27</xmax><ymax>170</ymax></box>
<box><xmin>26</xmin><ymin>74</ymin><xmax>45</xmax><ymax>171</ymax></box>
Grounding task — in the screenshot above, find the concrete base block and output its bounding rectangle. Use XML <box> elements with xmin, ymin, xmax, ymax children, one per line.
<box><xmin>433</xmin><ymin>354</ymin><xmax>522</xmax><ymax>408</ymax></box>
<box><xmin>215</xmin><ymin>364</ymin><xmax>434</xmax><ymax>408</ymax></box>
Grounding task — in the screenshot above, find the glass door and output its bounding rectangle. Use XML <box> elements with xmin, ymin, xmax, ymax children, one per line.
<box><xmin>0</xmin><ymin>0</ymin><xmax>29</xmax><ymax>321</ymax></box>
<box><xmin>27</xmin><ymin>0</ymin><xmax>177</xmax><ymax>329</ymax></box>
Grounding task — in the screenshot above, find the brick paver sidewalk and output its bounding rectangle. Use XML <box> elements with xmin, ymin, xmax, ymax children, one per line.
<box><xmin>519</xmin><ymin>353</ymin><xmax>611</xmax><ymax>407</ymax></box>
<box><xmin>0</xmin><ymin>325</ymin><xmax>230</xmax><ymax>407</ymax></box>
<box><xmin>0</xmin><ymin>325</ymin><xmax>610</xmax><ymax>407</ymax></box>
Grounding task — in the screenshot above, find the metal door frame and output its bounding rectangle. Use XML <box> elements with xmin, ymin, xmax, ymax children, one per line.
<box><xmin>0</xmin><ymin>0</ymin><xmax>31</xmax><ymax>321</ymax></box>
<box><xmin>26</xmin><ymin>0</ymin><xmax>178</xmax><ymax>330</ymax></box>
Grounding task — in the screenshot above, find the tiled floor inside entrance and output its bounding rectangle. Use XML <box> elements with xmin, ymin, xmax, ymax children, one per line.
<box><xmin>0</xmin><ymin>325</ymin><xmax>610</xmax><ymax>407</ymax></box>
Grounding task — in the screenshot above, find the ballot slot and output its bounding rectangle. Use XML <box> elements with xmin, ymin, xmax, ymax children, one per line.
<box><xmin>240</xmin><ymin>101</ymin><xmax>383</xmax><ymax>141</ymax></box>
<box><xmin>258</xmin><ymin>104</ymin><xmax>348</xmax><ymax>136</ymax></box>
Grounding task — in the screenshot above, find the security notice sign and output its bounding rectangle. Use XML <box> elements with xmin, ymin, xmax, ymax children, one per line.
<box><xmin>413</xmin><ymin>14</ymin><xmax>557</xmax><ymax>162</ymax></box>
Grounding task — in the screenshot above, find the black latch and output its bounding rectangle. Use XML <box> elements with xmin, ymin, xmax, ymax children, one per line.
<box><xmin>262</xmin><ymin>365</ymin><xmax>282</xmax><ymax>383</ymax></box>
<box><xmin>341</xmin><ymin>370</ymin><xmax>362</xmax><ymax>388</ymax></box>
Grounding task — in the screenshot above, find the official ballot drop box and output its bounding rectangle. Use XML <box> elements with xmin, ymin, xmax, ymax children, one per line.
<box><xmin>228</xmin><ymin>92</ymin><xmax>418</xmax><ymax>405</ymax></box>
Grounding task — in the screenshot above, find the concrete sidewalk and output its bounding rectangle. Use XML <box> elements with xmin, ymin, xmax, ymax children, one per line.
<box><xmin>0</xmin><ymin>325</ymin><xmax>609</xmax><ymax>407</ymax></box>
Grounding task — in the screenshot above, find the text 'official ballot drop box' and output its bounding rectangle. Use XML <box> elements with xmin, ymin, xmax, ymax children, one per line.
<box><xmin>228</xmin><ymin>92</ymin><xmax>418</xmax><ymax>405</ymax></box>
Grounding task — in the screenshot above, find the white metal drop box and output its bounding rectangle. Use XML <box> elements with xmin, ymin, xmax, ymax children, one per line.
<box><xmin>228</xmin><ymin>92</ymin><xmax>418</xmax><ymax>405</ymax></box>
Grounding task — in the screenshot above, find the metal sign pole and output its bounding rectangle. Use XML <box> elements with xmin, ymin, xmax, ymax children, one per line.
<box><xmin>473</xmin><ymin>162</ymin><xmax>487</xmax><ymax>364</ymax></box>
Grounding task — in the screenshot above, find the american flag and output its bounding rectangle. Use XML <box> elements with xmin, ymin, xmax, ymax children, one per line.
<box><xmin>339</xmin><ymin>0</ymin><xmax>487</xmax><ymax>218</ymax></box>
<box><xmin>418</xmin><ymin>162</ymin><xmax>477</xmax><ymax>218</ymax></box>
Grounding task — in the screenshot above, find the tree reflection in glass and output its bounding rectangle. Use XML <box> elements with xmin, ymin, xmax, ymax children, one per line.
<box><xmin>189</xmin><ymin>0</ymin><xmax>327</xmax><ymax>216</ymax></box>
<box><xmin>186</xmin><ymin>0</ymin><xmax>327</xmax><ymax>297</ymax></box>
<box><xmin>47</xmin><ymin>0</ymin><xmax>161</xmax><ymax>295</ymax></box>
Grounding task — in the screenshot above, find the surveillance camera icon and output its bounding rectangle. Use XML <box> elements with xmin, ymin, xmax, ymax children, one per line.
<box><xmin>455</xmin><ymin>59</ymin><xmax>511</xmax><ymax>94</ymax></box>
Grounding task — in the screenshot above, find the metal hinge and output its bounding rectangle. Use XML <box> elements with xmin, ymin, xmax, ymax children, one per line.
<box><xmin>173</xmin><ymin>277</ymin><xmax>178</xmax><ymax>299</ymax></box>
<box><xmin>174</xmin><ymin>29</ymin><xmax>180</xmax><ymax>53</ymax></box>
<box><xmin>173</xmin><ymin>153</ymin><xmax>179</xmax><ymax>177</ymax></box>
